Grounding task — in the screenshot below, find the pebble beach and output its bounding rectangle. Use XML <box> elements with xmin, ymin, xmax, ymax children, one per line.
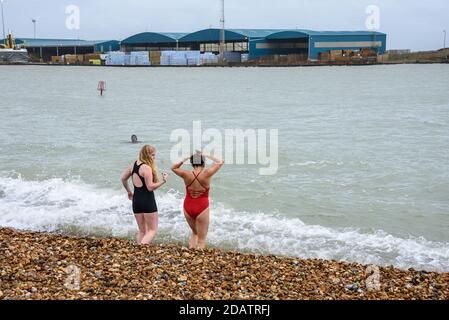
<box><xmin>0</xmin><ymin>227</ymin><xmax>448</xmax><ymax>300</ymax></box>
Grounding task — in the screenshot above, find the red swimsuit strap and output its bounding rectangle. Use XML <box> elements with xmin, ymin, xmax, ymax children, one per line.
<box><xmin>186</xmin><ymin>171</ymin><xmax>209</xmax><ymax>191</ymax></box>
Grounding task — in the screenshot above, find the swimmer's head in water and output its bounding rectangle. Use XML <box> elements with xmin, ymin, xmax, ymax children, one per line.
<box><xmin>131</xmin><ymin>135</ymin><xmax>138</xmax><ymax>143</ymax></box>
<box><xmin>190</xmin><ymin>153</ymin><xmax>205</xmax><ymax>168</ymax></box>
<box><xmin>139</xmin><ymin>145</ymin><xmax>159</xmax><ymax>183</ymax></box>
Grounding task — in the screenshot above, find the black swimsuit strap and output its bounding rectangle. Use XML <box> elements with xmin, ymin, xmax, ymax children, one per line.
<box><xmin>133</xmin><ymin>161</ymin><xmax>146</xmax><ymax>186</ymax></box>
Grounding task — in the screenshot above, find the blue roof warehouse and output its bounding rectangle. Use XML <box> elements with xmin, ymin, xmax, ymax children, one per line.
<box><xmin>11</xmin><ymin>38</ymin><xmax>120</xmax><ymax>62</ymax></box>
<box><xmin>120</xmin><ymin>28</ymin><xmax>386</xmax><ymax>60</ymax></box>
<box><xmin>10</xmin><ymin>28</ymin><xmax>386</xmax><ymax>63</ymax></box>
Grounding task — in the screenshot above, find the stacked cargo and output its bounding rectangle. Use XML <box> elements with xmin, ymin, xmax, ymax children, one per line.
<box><xmin>185</xmin><ymin>51</ymin><xmax>201</xmax><ymax>66</ymax></box>
<box><xmin>63</xmin><ymin>55</ymin><xmax>74</xmax><ymax>64</ymax></box>
<box><xmin>160</xmin><ymin>51</ymin><xmax>186</xmax><ymax>66</ymax></box>
<box><xmin>160</xmin><ymin>51</ymin><xmax>202</xmax><ymax>66</ymax></box>
<box><xmin>170</xmin><ymin>52</ymin><xmax>188</xmax><ymax>66</ymax></box>
<box><xmin>105</xmin><ymin>51</ymin><xmax>126</xmax><ymax>65</ymax></box>
<box><xmin>150</xmin><ymin>51</ymin><xmax>161</xmax><ymax>66</ymax></box>
<box><xmin>105</xmin><ymin>51</ymin><xmax>151</xmax><ymax>66</ymax></box>
<box><xmin>64</xmin><ymin>54</ymin><xmax>82</xmax><ymax>65</ymax></box>
<box><xmin>51</xmin><ymin>56</ymin><xmax>63</xmax><ymax>64</ymax></box>
<box><xmin>89</xmin><ymin>59</ymin><xmax>102</xmax><ymax>65</ymax></box>
<box><xmin>329</xmin><ymin>50</ymin><xmax>343</xmax><ymax>61</ymax></box>
<box><xmin>129</xmin><ymin>51</ymin><xmax>151</xmax><ymax>66</ymax></box>
<box><xmin>160</xmin><ymin>51</ymin><xmax>176</xmax><ymax>65</ymax></box>
<box><xmin>361</xmin><ymin>48</ymin><xmax>377</xmax><ymax>58</ymax></box>
<box><xmin>200</xmin><ymin>52</ymin><xmax>219</xmax><ymax>65</ymax></box>
<box><xmin>84</xmin><ymin>53</ymin><xmax>102</xmax><ymax>61</ymax></box>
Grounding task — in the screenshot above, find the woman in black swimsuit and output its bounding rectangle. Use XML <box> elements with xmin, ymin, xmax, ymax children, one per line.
<box><xmin>121</xmin><ymin>145</ymin><xmax>168</xmax><ymax>245</ymax></box>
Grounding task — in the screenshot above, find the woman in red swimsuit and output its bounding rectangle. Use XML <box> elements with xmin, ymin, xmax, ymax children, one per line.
<box><xmin>172</xmin><ymin>152</ymin><xmax>224</xmax><ymax>249</ymax></box>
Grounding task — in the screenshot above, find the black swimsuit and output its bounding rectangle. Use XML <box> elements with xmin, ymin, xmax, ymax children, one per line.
<box><xmin>132</xmin><ymin>161</ymin><xmax>158</xmax><ymax>214</ymax></box>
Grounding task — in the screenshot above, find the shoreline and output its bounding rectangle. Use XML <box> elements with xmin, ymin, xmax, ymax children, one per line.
<box><xmin>0</xmin><ymin>227</ymin><xmax>448</xmax><ymax>300</ymax></box>
<box><xmin>1</xmin><ymin>60</ymin><xmax>449</xmax><ymax>68</ymax></box>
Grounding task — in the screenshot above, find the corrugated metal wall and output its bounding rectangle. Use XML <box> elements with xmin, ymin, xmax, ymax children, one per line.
<box><xmin>249</xmin><ymin>33</ymin><xmax>387</xmax><ymax>60</ymax></box>
<box><xmin>308</xmin><ymin>34</ymin><xmax>387</xmax><ymax>59</ymax></box>
<box><xmin>94</xmin><ymin>41</ymin><xmax>120</xmax><ymax>53</ymax></box>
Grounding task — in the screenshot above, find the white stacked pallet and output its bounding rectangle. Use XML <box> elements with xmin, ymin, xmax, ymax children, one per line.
<box><xmin>161</xmin><ymin>51</ymin><xmax>176</xmax><ymax>66</ymax></box>
<box><xmin>200</xmin><ymin>52</ymin><xmax>219</xmax><ymax>65</ymax></box>
<box><xmin>130</xmin><ymin>51</ymin><xmax>150</xmax><ymax>66</ymax></box>
<box><xmin>185</xmin><ymin>51</ymin><xmax>201</xmax><ymax>66</ymax></box>
<box><xmin>161</xmin><ymin>51</ymin><xmax>204</xmax><ymax>66</ymax></box>
<box><xmin>105</xmin><ymin>51</ymin><xmax>126</xmax><ymax>65</ymax></box>
<box><xmin>171</xmin><ymin>52</ymin><xmax>187</xmax><ymax>66</ymax></box>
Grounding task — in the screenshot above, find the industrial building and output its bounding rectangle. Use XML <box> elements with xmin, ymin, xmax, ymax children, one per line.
<box><xmin>5</xmin><ymin>28</ymin><xmax>386</xmax><ymax>64</ymax></box>
<box><xmin>121</xmin><ymin>28</ymin><xmax>387</xmax><ymax>61</ymax></box>
<box><xmin>11</xmin><ymin>38</ymin><xmax>119</xmax><ymax>62</ymax></box>
<box><xmin>120</xmin><ymin>32</ymin><xmax>187</xmax><ymax>52</ymax></box>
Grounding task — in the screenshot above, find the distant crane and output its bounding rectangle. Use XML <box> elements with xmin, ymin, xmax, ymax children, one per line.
<box><xmin>219</xmin><ymin>0</ymin><xmax>225</xmax><ymax>64</ymax></box>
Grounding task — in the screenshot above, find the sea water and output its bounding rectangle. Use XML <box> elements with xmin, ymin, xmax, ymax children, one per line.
<box><xmin>0</xmin><ymin>64</ymin><xmax>448</xmax><ymax>271</ymax></box>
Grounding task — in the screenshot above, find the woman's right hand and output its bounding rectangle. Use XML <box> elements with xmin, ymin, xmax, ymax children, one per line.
<box><xmin>162</xmin><ymin>172</ymin><xmax>169</xmax><ymax>183</ymax></box>
<box><xmin>127</xmin><ymin>191</ymin><xmax>133</xmax><ymax>201</ymax></box>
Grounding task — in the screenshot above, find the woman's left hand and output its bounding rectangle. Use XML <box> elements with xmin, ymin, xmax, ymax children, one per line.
<box><xmin>127</xmin><ymin>191</ymin><xmax>133</xmax><ymax>201</ymax></box>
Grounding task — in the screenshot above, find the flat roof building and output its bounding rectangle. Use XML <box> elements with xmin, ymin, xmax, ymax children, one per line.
<box><xmin>11</xmin><ymin>38</ymin><xmax>119</xmax><ymax>62</ymax></box>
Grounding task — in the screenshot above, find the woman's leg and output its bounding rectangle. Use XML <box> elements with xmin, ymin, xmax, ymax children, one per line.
<box><xmin>184</xmin><ymin>210</ymin><xmax>198</xmax><ymax>249</ymax></box>
<box><xmin>195</xmin><ymin>208</ymin><xmax>210</xmax><ymax>249</ymax></box>
<box><xmin>134</xmin><ymin>214</ymin><xmax>146</xmax><ymax>245</ymax></box>
<box><xmin>140</xmin><ymin>212</ymin><xmax>158</xmax><ymax>245</ymax></box>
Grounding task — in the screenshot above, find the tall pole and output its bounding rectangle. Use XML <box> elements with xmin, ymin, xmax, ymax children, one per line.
<box><xmin>443</xmin><ymin>30</ymin><xmax>446</xmax><ymax>49</ymax></box>
<box><xmin>1</xmin><ymin>0</ymin><xmax>6</xmax><ymax>44</ymax></box>
<box><xmin>219</xmin><ymin>0</ymin><xmax>225</xmax><ymax>64</ymax></box>
<box><xmin>32</xmin><ymin>19</ymin><xmax>36</xmax><ymax>39</ymax></box>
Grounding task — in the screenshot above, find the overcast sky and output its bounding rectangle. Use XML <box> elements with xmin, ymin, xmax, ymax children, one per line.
<box><xmin>2</xmin><ymin>0</ymin><xmax>448</xmax><ymax>51</ymax></box>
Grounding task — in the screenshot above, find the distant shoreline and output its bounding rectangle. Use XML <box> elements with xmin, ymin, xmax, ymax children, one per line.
<box><xmin>1</xmin><ymin>61</ymin><xmax>448</xmax><ymax>68</ymax></box>
<box><xmin>1</xmin><ymin>227</ymin><xmax>448</xmax><ymax>300</ymax></box>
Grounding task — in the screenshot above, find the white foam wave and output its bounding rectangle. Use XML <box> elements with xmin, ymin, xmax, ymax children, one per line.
<box><xmin>0</xmin><ymin>174</ymin><xmax>448</xmax><ymax>272</ymax></box>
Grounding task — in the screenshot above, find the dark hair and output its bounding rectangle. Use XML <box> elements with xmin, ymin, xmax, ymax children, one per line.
<box><xmin>190</xmin><ymin>154</ymin><xmax>205</xmax><ymax>167</ymax></box>
<box><xmin>131</xmin><ymin>135</ymin><xmax>138</xmax><ymax>142</ymax></box>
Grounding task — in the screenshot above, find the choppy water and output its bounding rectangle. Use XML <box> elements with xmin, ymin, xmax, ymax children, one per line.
<box><xmin>1</xmin><ymin>64</ymin><xmax>448</xmax><ymax>272</ymax></box>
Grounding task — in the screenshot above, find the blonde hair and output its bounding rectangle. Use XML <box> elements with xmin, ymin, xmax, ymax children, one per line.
<box><xmin>139</xmin><ymin>145</ymin><xmax>159</xmax><ymax>183</ymax></box>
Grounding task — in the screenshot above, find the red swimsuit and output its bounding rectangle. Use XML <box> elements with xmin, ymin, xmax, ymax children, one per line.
<box><xmin>184</xmin><ymin>171</ymin><xmax>210</xmax><ymax>219</ymax></box>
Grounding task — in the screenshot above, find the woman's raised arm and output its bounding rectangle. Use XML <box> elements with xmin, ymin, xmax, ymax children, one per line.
<box><xmin>171</xmin><ymin>156</ymin><xmax>190</xmax><ymax>178</ymax></box>
<box><xmin>203</xmin><ymin>153</ymin><xmax>224</xmax><ymax>177</ymax></box>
